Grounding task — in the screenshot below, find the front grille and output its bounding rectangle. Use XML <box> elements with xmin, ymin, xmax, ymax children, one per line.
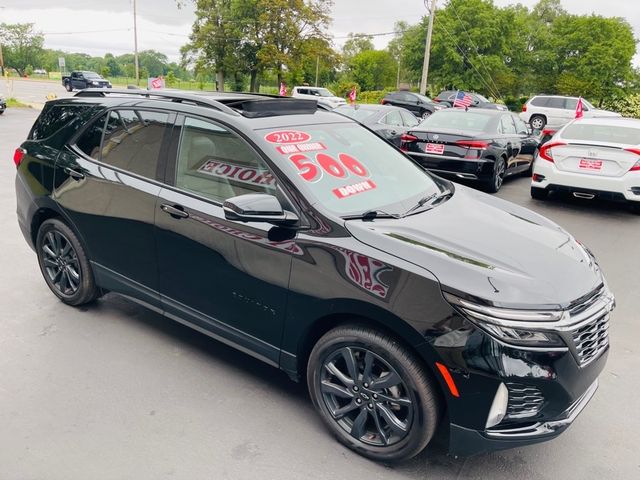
<box><xmin>506</xmin><ymin>383</ymin><xmax>544</xmax><ymax>419</ymax></box>
<box><xmin>571</xmin><ymin>314</ymin><xmax>609</xmax><ymax>366</ymax></box>
<box><xmin>566</xmin><ymin>284</ymin><xmax>612</xmax><ymax>367</ymax></box>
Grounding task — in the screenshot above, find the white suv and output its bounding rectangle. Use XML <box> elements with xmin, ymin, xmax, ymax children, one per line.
<box><xmin>291</xmin><ymin>86</ymin><xmax>347</xmax><ymax>109</ymax></box>
<box><xmin>520</xmin><ymin>95</ymin><xmax>619</xmax><ymax>130</ymax></box>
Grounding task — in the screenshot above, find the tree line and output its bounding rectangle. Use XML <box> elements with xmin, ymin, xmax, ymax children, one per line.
<box><xmin>1</xmin><ymin>0</ymin><xmax>638</xmax><ymax>105</ymax></box>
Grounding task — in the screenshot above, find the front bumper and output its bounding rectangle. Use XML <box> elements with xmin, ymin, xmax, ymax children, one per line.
<box><xmin>450</xmin><ymin>379</ymin><xmax>598</xmax><ymax>456</ymax></box>
<box><xmin>533</xmin><ymin>160</ymin><xmax>640</xmax><ymax>203</ymax></box>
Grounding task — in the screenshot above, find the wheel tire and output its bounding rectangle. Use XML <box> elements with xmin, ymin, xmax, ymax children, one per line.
<box><xmin>420</xmin><ymin>110</ymin><xmax>432</xmax><ymax>119</ymax></box>
<box><xmin>531</xmin><ymin>186</ymin><xmax>549</xmax><ymax>200</ymax></box>
<box><xmin>65</xmin><ymin>83</ymin><xmax>72</xmax><ymax>92</ymax></box>
<box><xmin>522</xmin><ymin>154</ymin><xmax>536</xmax><ymax>177</ymax></box>
<box><xmin>530</xmin><ymin>115</ymin><xmax>546</xmax><ymax>131</ymax></box>
<box><xmin>307</xmin><ymin>325</ymin><xmax>440</xmax><ymax>462</ymax></box>
<box><xmin>36</xmin><ymin>218</ymin><xmax>100</xmax><ymax>306</ymax></box>
<box><xmin>484</xmin><ymin>157</ymin><xmax>506</xmax><ymax>193</ymax></box>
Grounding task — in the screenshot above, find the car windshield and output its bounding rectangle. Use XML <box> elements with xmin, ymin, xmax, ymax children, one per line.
<box><xmin>84</xmin><ymin>72</ymin><xmax>101</xmax><ymax>79</ymax></box>
<box><xmin>315</xmin><ymin>88</ymin><xmax>336</xmax><ymax>97</ymax></box>
<box><xmin>562</xmin><ymin>123</ymin><xmax>640</xmax><ymax>145</ymax></box>
<box><xmin>414</xmin><ymin>93</ymin><xmax>433</xmax><ymax>103</ymax></box>
<box><xmin>419</xmin><ymin>110</ymin><xmax>492</xmax><ymax>132</ymax></box>
<box><xmin>583</xmin><ymin>99</ymin><xmax>596</xmax><ymax>110</ymax></box>
<box><xmin>334</xmin><ymin>106</ymin><xmax>377</xmax><ymax>122</ymax></box>
<box><xmin>473</xmin><ymin>93</ymin><xmax>490</xmax><ymax>103</ymax></box>
<box><xmin>258</xmin><ymin>123</ymin><xmax>442</xmax><ymax>216</ymax></box>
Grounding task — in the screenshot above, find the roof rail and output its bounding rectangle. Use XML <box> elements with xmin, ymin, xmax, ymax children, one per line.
<box><xmin>74</xmin><ymin>88</ymin><xmax>240</xmax><ymax>116</ymax></box>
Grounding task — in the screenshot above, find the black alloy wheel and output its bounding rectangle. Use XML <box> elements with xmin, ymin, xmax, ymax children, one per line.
<box><xmin>307</xmin><ymin>326</ymin><xmax>439</xmax><ymax>462</ymax></box>
<box><xmin>485</xmin><ymin>157</ymin><xmax>506</xmax><ymax>193</ymax></box>
<box><xmin>36</xmin><ymin>218</ymin><xmax>99</xmax><ymax>305</ymax></box>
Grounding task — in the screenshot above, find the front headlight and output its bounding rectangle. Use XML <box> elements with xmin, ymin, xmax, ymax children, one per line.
<box><xmin>443</xmin><ymin>292</ymin><xmax>567</xmax><ymax>348</ymax></box>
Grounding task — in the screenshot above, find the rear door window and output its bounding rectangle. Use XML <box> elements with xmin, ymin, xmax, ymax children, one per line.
<box><xmin>100</xmin><ymin>109</ymin><xmax>171</xmax><ymax>179</ymax></box>
<box><xmin>75</xmin><ymin>113</ymin><xmax>108</xmax><ymax>158</ymax></box>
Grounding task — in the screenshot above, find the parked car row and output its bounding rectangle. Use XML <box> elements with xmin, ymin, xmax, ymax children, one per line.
<box><xmin>13</xmin><ymin>88</ymin><xmax>619</xmax><ymax>465</ymax></box>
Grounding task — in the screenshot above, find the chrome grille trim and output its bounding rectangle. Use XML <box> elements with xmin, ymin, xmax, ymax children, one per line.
<box><xmin>571</xmin><ymin>313</ymin><xmax>609</xmax><ymax>366</ymax></box>
<box><xmin>506</xmin><ymin>384</ymin><xmax>544</xmax><ymax>419</ymax></box>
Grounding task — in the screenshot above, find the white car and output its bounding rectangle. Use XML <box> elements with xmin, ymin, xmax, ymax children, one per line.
<box><xmin>291</xmin><ymin>86</ymin><xmax>346</xmax><ymax>109</ymax></box>
<box><xmin>531</xmin><ymin>117</ymin><xmax>640</xmax><ymax>211</ymax></box>
<box><xmin>520</xmin><ymin>95</ymin><xmax>619</xmax><ymax>130</ymax></box>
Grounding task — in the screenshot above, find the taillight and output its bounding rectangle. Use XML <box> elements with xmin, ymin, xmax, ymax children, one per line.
<box><xmin>381</xmin><ymin>99</ymin><xmax>387</xmax><ymax>105</ymax></box>
<box><xmin>521</xmin><ymin>103</ymin><xmax>527</xmax><ymax>112</ymax></box>
<box><xmin>541</xmin><ymin>128</ymin><xmax>556</xmax><ymax>137</ymax></box>
<box><xmin>13</xmin><ymin>147</ymin><xmax>26</xmax><ymax>167</ymax></box>
<box><xmin>538</xmin><ymin>141</ymin><xmax>566</xmax><ymax>163</ymax></box>
<box><xmin>455</xmin><ymin>140</ymin><xmax>489</xmax><ymax>150</ymax></box>
<box><xmin>400</xmin><ymin>133</ymin><xmax>418</xmax><ymax>143</ymax></box>
<box><xmin>625</xmin><ymin>147</ymin><xmax>640</xmax><ymax>171</ymax></box>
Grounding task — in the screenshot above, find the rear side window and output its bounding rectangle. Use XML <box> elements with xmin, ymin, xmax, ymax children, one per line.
<box><xmin>499</xmin><ymin>115</ymin><xmax>517</xmax><ymax>134</ymax></box>
<box><xmin>30</xmin><ymin>104</ymin><xmax>89</xmax><ymax>141</ymax></box>
<box><xmin>530</xmin><ymin>97</ymin><xmax>549</xmax><ymax>107</ymax></box>
<box><xmin>400</xmin><ymin>111</ymin><xmax>419</xmax><ymax>127</ymax></box>
<box><xmin>75</xmin><ymin>113</ymin><xmax>107</xmax><ymax>158</ymax></box>
<box><xmin>561</xmin><ymin>123</ymin><xmax>640</xmax><ymax>144</ymax></box>
<box><xmin>381</xmin><ymin>110</ymin><xmax>403</xmax><ymax>126</ymax></box>
<box><xmin>100</xmin><ymin>109</ymin><xmax>171</xmax><ymax>179</ymax></box>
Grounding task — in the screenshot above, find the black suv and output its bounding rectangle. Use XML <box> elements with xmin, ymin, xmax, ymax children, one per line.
<box><xmin>381</xmin><ymin>91</ymin><xmax>445</xmax><ymax>119</ymax></box>
<box><xmin>15</xmin><ymin>89</ymin><xmax>613</xmax><ymax>461</ymax></box>
<box><xmin>434</xmin><ymin>90</ymin><xmax>508</xmax><ymax>111</ymax></box>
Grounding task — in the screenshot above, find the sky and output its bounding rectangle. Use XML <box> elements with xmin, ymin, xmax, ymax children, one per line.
<box><xmin>1</xmin><ymin>0</ymin><xmax>638</xmax><ymax>65</ymax></box>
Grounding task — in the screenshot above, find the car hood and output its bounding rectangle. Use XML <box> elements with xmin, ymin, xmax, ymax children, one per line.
<box><xmin>591</xmin><ymin>109</ymin><xmax>620</xmax><ymax>117</ymax></box>
<box><xmin>345</xmin><ymin>185</ymin><xmax>602</xmax><ymax>308</ymax></box>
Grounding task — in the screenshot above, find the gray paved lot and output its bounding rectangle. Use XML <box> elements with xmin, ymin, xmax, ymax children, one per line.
<box><xmin>1</xmin><ymin>102</ymin><xmax>639</xmax><ymax>479</ymax></box>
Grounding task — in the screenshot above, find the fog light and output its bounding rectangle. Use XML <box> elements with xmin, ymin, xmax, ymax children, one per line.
<box><xmin>532</xmin><ymin>173</ymin><xmax>545</xmax><ymax>182</ymax></box>
<box><xmin>486</xmin><ymin>383</ymin><xmax>509</xmax><ymax>428</ymax></box>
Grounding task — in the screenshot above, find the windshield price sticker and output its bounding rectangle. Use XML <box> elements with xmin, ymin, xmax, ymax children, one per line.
<box><xmin>288</xmin><ymin>152</ymin><xmax>371</xmax><ymax>184</ymax></box>
<box><xmin>198</xmin><ymin>159</ymin><xmax>276</xmax><ymax>188</ymax></box>
<box><xmin>332</xmin><ymin>180</ymin><xmax>377</xmax><ymax>199</ymax></box>
<box><xmin>276</xmin><ymin>142</ymin><xmax>326</xmax><ymax>155</ymax></box>
<box><xmin>265</xmin><ymin>130</ymin><xmax>311</xmax><ymax>144</ymax></box>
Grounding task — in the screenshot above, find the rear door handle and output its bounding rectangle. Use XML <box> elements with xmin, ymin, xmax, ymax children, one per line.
<box><xmin>160</xmin><ymin>203</ymin><xmax>189</xmax><ymax>219</ymax></box>
<box><xmin>64</xmin><ymin>167</ymin><xmax>85</xmax><ymax>180</ymax></box>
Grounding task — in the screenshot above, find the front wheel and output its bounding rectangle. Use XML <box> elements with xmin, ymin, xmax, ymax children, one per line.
<box><xmin>307</xmin><ymin>325</ymin><xmax>440</xmax><ymax>462</ymax></box>
<box><xmin>36</xmin><ymin>218</ymin><xmax>100</xmax><ymax>306</ymax></box>
<box><xmin>531</xmin><ymin>186</ymin><xmax>549</xmax><ymax>200</ymax></box>
<box><xmin>65</xmin><ymin>83</ymin><xmax>72</xmax><ymax>92</ymax></box>
<box><xmin>420</xmin><ymin>110</ymin><xmax>432</xmax><ymax>119</ymax></box>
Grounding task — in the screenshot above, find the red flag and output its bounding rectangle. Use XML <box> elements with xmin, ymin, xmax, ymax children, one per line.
<box><xmin>348</xmin><ymin>87</ymin><xmax>357</xmax><ymax>103</ymax></box>
<box><xmin>575</xmin><ymin>97</ymin><xmax>584</xmax><ymax>119</ymax></box>
<box><xmin>279</xmin><ymin>82</ymin><xmax>287</xmax><ymax>96</ymax></box>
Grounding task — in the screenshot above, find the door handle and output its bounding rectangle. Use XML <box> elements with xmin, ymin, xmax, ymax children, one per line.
<box><xmin>390</xmin><ymin>130</ymin><xmax>398</xmax><ymax>135</ymax></box>
<box><xmin>160</xmin><ymin>203</ymin><xmax>189</xmax><ymax>219</ymax></box>
<box><xmin>64</xmin><ymin>167</ymin><xmax>85</xmax><ymax>180</ymax></box>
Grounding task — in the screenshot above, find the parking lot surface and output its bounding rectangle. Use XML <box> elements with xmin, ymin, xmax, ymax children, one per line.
<box><xmin>1</xmin><ymin>106</ymin><xmax>638</xmax><ymax>480</ymax></box>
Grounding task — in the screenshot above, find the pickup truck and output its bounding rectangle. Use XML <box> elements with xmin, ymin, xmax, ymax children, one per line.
<box><xmin>62</xmin><ymin>71</ymin><xmax>112</xmax><ymax>92</ymax></box>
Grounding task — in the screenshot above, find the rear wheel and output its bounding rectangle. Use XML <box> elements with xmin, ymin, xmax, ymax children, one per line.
<box><xmin>484</xmin><ymin>157</ymin><xmax>506</xmax><ymax>193</ymax></box>
<box><xmin>420</xmin><ymin>110</ymin><xmax>432</xmax><ymax>119</ymax></box>
<box><xmin>36</xmin><ymin>219</ymin><xmax>100</xmax><ymax>306</ymax></box>
<box><xmin>531</xmin><ymin>186</ymin><xmax>549</xmax><ymax>200</ymax></box>
<box><xmin>530</xmin><ymin>115</ymin><xmax>546</xmax><ymax>130</ymax></box>
<box><xmin>307</xmin><ymin>325</ymin><xmax>440</xmax><ymax>462</ymax></box>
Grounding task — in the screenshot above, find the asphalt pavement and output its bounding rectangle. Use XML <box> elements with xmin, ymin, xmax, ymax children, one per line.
<box><xmin>0</xmin><ymin>92</ymin><xmax>639</xmax><ymax>480</ymax></box>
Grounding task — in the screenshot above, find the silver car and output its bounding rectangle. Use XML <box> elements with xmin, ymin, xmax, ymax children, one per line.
<box><xmin>520</xmin><ymin>95</ymin><xmax>619</xmax><ymax>130</ymax></box>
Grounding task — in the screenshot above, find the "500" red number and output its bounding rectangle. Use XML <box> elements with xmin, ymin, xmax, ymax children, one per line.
<box><xmin>289</xmin><ymin>153</ymin><xmax>369</xmax><ymax>182</ymax></box>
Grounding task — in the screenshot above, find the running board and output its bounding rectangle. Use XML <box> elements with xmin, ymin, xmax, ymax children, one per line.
<box><xmin>573</xmin><ymin>192</ymin><xmax>596</xmax><ymax>200</ymax></box>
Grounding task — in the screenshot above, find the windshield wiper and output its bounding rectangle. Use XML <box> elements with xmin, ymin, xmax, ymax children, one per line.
<box><xmin>342</xmin><ymin>209</ymin><xmax>402</xmax><ymax>221</ymax></box>
<box><xmin>400</xmin><ymin>189</ymin><xmax>453</xmax><ymax>218</ymax></box>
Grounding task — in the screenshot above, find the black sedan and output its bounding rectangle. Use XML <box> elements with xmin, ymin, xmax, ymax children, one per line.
<box><xmin>381</xmin><ymin>91</ymin><xmax>446</xmax><ymax>119</ymax></box>
<box><xmin>401</xmin><ymin>108</ymin><xmax>539</xmax><ymax>192</ymax></box>
<box><xmin>434</xmin><ymin>90</ymin><xmax>508</xmax><ymax>111</ymax></box>
<box><xmin>334</xmin><ymin>104</ymin><xmax>420</xmax><ymax>147</ymax></box>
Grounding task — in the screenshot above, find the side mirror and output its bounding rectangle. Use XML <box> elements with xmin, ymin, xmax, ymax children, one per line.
<box><xmin>223</xmin><ymin>194</ymin><xmax>299</xmax><ymax>227</ymax></box>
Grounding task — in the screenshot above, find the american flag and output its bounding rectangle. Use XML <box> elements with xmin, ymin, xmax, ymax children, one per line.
<box><xmin>453</xmin><ymin>91</ymin><xmax>473</xmax><ymax>108</ymax></box>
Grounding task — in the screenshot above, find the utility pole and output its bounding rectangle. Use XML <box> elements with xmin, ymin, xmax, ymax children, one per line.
<box><xmin>133</xmin><ymin>0</ymin><xmax>140</xmax><ymax>85</ymax></box>
<box><xmin>315</xmin><ymin>56</ymin><xmax>319</xmax><ymax>87</ymax></box>
<box><xmin>420</xmin><ymin>0</ymin><xmax>436</xmax><ymax>95</ymax></box>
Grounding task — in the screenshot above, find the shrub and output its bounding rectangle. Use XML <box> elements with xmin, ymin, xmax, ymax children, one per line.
<box><xmin>358</xmin><ymin>89</ymin><xmax>395</xmax><ymax>105</ymax></box>
<box><xmin>602</xmin><ymin>95</ymin><xmax>640</xmax><ymax>119</ymax></box>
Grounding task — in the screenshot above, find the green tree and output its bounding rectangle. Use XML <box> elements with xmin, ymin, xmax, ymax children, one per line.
<box><xmin>341</xmin><ymin>33</ymin><xmax>374</xmax><ymax>63</ymax></box>
<box><xmin>349</xmin><ymin>50</ymin><xmax>396</xmax><ymax>91</ymax></box>
<box><xmin>0</xmin><ymin>23</ymin><xmax>45</xmax><ymax>77</ymax></box>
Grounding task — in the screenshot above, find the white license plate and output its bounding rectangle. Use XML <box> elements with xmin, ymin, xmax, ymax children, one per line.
<box><xmin>425</xmin><ymin>143</ymin><xmax>445</xmax><ymax>154</ymax></box>
<box><xmin>579</xmin><ymin>159</ymin><xmax>603</xmax><ymax>171</ymax></box>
